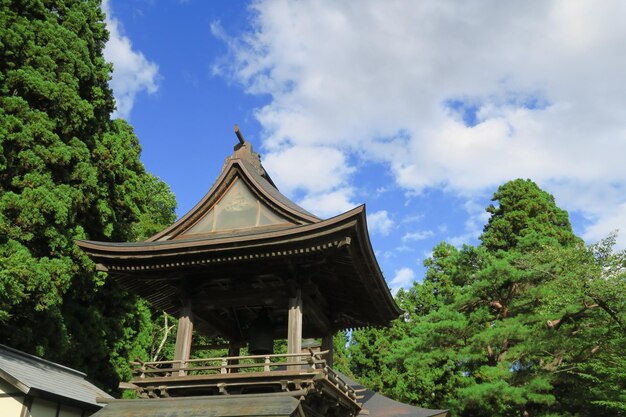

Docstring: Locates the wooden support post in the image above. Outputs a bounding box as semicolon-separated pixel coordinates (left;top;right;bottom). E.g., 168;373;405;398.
173;301;193;376
322;333;334;369
287;289;303;368
227;343;240;374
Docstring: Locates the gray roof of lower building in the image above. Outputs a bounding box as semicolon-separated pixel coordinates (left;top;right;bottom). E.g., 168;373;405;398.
0;344;112;408
338;372;449;417
92;394;300;417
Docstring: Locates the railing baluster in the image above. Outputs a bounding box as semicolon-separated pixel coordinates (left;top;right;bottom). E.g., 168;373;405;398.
264;355;270;372
178;359;186;377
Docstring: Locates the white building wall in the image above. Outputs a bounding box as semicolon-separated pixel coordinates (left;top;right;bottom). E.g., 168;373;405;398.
0;379;25;417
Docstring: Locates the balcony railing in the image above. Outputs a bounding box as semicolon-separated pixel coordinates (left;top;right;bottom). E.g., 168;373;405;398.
132;351;326;377
128;350;360;409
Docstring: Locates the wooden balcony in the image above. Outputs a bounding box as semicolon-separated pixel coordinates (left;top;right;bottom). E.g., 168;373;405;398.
127;350;361;413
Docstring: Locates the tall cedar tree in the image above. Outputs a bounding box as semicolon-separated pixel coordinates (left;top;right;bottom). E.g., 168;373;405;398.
0;0;176;391
348;180;625;416
481;179;580;252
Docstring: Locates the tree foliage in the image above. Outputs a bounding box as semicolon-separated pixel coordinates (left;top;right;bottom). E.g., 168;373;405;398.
481;179;581;252
0;0;176;391
348;180;625;417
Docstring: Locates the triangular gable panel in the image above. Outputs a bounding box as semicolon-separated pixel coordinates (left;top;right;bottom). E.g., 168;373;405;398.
182;178;293;236
149;153;320;243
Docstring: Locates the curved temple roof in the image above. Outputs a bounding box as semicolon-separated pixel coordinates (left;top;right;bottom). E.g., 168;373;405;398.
77;135;401;339
148;140;319;242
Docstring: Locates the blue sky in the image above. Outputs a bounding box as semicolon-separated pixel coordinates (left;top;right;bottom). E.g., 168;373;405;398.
103;0;626;293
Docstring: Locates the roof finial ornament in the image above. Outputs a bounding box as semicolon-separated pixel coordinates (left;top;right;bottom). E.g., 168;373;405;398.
234;124;246;147
226;124;272;183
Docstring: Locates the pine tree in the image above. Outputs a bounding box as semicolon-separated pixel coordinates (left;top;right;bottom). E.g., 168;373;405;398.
481;179;580;252
348;180;624;416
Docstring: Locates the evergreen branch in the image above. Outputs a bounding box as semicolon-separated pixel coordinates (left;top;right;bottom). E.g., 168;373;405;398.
593;297;625;332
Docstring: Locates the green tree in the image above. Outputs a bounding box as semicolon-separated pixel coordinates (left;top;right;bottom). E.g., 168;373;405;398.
481;179;580;252
349;180;624;416
521;235;626;416
348;244;481;409
0;0;176;391
131;171;177;241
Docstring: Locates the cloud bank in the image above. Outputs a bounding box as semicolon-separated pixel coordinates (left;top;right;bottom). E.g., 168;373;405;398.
215;0;626;247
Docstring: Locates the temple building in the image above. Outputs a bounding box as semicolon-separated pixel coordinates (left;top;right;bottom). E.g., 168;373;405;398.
77;127;447;417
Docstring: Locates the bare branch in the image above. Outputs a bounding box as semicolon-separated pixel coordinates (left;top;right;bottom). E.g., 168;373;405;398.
152;313;175;362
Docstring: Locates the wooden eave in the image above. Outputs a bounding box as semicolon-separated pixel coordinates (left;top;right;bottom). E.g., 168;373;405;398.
77;206;402;331
148;158;319;242
80;206;360;259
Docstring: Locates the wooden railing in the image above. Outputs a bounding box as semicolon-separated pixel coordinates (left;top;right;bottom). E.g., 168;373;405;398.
130;350;359;404
132;350;327;378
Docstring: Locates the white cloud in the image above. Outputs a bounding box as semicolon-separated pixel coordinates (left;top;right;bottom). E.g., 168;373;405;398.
103;0;159;119
402;230;434;242
582;203;626;245
394;245;414;253
298;188;355;218
447;233;475;249
367;210;395;236
401;214;424;224
263;146;354;195
262;145;356;218
216;0;626;248
389;267;416;295
447;198;491;247
547;180;626;247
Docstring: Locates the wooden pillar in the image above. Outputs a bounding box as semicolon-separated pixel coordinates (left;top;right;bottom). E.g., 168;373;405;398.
287;289;303;368
322;333;334;369
174;301;193;376
227;342;240;374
